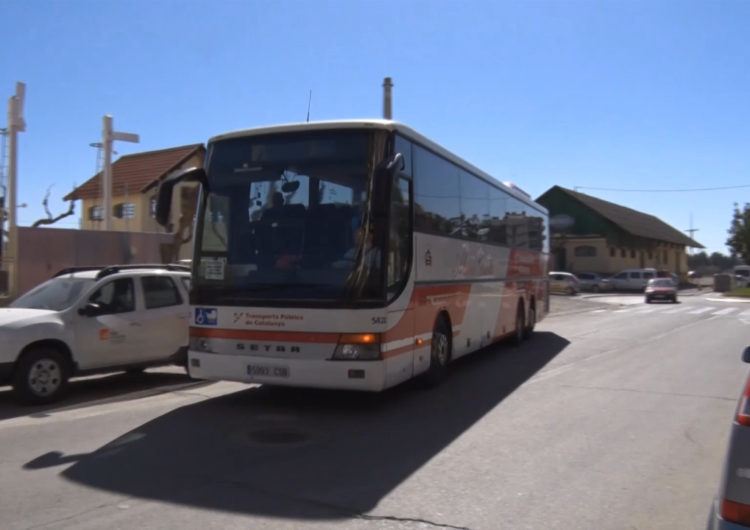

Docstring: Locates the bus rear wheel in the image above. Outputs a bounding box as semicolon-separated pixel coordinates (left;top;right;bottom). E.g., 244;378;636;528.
524;303;536;339
513;304;525;346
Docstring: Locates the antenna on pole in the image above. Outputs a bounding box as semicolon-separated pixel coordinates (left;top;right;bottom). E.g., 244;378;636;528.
382;77;393;120
685;214;699;255
306;90;312;122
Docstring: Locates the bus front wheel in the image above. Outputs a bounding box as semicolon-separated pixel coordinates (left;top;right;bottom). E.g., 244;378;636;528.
423;319;451;387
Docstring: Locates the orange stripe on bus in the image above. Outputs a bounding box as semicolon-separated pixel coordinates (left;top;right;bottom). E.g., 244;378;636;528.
190;327;341;343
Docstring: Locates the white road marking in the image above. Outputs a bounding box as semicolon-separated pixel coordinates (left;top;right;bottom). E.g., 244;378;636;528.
688;307;714;315
663;306;691;314
712;307;738;316
706;297;750;303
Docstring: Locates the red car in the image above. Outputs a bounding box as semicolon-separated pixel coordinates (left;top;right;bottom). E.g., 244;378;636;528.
644;278;678;303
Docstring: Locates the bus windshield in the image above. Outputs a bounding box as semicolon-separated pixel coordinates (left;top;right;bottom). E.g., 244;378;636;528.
192;129;390;306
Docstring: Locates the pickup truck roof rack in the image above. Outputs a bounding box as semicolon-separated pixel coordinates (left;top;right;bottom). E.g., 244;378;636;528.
53;263;191;279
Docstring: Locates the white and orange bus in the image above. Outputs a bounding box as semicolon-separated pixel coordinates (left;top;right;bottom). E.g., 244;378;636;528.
157;120;550;391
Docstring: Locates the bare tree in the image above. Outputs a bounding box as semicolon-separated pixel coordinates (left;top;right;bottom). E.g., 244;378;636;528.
31;185;76;228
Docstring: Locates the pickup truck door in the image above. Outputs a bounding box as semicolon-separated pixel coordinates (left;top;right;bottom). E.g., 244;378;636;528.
135;275;190;363
74;277;143;370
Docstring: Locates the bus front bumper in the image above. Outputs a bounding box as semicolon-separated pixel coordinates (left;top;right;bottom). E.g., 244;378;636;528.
187;351;388;392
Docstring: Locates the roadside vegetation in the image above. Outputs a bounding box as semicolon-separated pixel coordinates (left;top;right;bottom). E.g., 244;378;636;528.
724;287;750;298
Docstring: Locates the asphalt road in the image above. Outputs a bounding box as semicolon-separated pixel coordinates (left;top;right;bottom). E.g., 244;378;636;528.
1;290;748;530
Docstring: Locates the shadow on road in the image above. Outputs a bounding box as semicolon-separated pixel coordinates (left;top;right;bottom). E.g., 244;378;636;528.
27;332;569;520
0;370;210;421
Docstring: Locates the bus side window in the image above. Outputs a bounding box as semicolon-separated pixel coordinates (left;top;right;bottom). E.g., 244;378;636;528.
388;176;411;297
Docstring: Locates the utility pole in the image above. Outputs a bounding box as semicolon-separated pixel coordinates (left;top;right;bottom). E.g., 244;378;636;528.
6;82;25;299
0;127;7;260
101;115;139;231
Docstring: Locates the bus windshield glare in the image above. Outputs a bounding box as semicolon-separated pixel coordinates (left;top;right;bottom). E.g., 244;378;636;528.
192;130;390;306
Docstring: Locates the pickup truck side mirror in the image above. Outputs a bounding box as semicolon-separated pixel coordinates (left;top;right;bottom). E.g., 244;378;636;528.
78;302;104;317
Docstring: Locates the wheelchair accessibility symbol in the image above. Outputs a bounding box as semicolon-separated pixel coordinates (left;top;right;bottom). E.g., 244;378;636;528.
195;308;218;326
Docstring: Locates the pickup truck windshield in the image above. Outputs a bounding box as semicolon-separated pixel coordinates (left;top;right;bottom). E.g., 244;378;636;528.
11;277;95;311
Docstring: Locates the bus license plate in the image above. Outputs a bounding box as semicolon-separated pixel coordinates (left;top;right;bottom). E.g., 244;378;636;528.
247;364;289;378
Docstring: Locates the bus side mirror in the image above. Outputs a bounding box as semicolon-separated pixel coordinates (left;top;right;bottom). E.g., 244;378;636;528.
386;152;404;173
372;153;404;208
156;166;209;227
742;346;750;364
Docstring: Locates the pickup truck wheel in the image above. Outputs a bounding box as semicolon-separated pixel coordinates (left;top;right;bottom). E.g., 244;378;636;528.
12;347;70;405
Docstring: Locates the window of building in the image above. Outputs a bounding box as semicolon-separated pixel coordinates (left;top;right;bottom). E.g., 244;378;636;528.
574;245;597;257
620;249;626;258
150;196;157;217
630;249;636;258
123;203;135;219
610;247;615;257
89;205;103;221
114;203;136;219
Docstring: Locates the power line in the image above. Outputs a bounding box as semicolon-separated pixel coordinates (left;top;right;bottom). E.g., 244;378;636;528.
574;184;750;193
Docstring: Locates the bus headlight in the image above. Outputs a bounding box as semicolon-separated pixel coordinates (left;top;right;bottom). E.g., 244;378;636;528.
332;333;381;360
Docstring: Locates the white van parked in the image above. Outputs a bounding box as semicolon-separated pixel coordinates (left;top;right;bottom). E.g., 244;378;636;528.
608;268;657;291
734;265;750;287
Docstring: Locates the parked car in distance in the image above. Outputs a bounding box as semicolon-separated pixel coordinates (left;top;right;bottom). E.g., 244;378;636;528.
0;264;191;404
549;271;579;295
735;266;750;288
576;272;609;292
608;268;657;291
706;346;750;529
644;278;677;303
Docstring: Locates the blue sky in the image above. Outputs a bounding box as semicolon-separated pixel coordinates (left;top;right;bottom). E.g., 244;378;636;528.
1;0;749;255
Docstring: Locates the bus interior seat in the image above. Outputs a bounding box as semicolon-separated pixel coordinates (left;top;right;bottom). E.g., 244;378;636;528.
303;204;356;266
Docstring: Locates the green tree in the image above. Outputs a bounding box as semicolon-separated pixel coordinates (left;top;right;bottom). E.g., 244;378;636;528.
687;251;709;270
727;203;750;264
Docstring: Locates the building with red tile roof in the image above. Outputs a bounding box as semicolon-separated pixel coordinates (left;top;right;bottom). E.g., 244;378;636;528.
65;144;205;234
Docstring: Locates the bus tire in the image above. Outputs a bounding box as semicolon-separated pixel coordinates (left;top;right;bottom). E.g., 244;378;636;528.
423;319;451;387
513;303;525;346
524;302;536;339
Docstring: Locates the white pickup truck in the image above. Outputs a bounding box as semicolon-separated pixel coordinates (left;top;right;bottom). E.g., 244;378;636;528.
0;264;191;404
